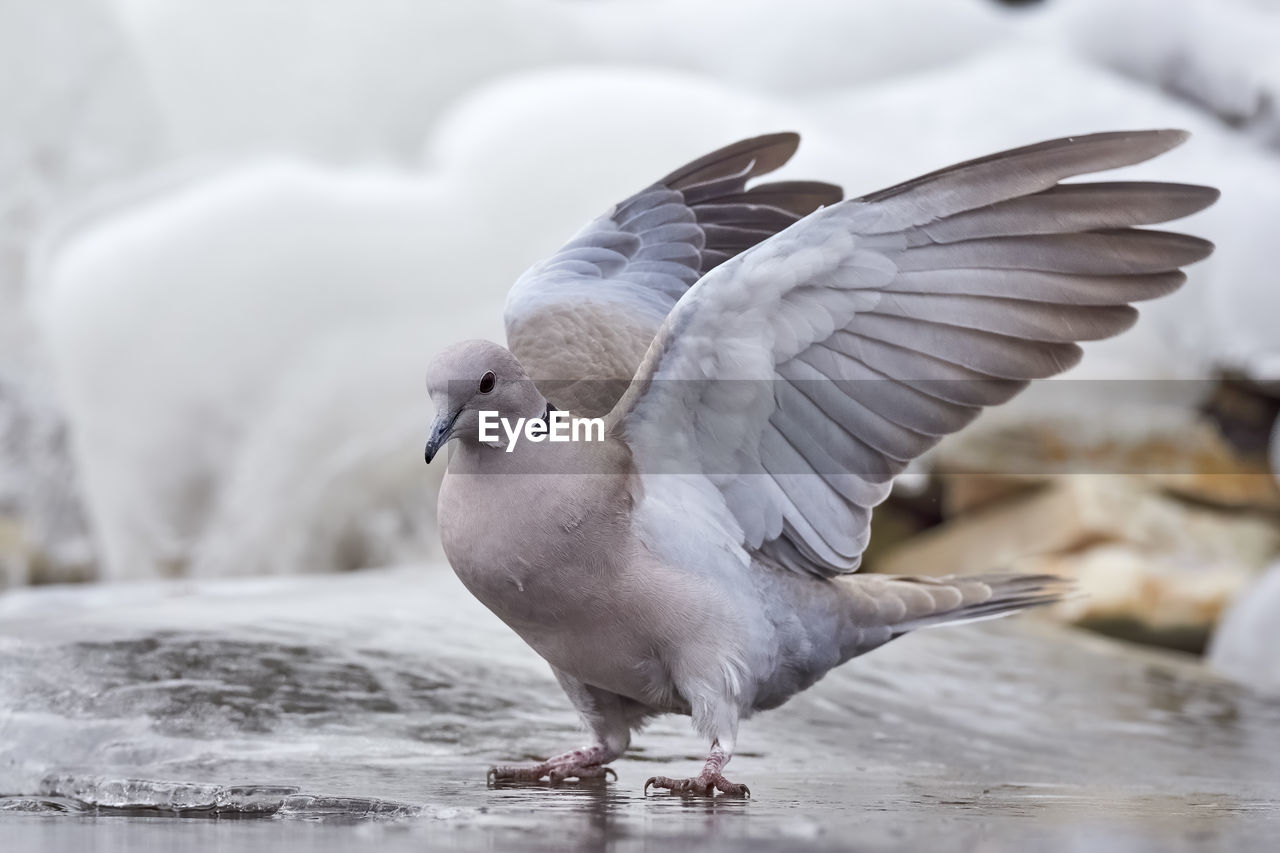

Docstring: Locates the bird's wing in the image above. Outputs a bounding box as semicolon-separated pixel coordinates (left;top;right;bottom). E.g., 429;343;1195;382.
504;133;842;416
610;130;1218;577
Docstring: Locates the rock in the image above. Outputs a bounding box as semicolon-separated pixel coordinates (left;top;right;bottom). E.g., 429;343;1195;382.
933;408;1280;517
0;375;95;588
1024;545;1254;654
0;515;25;588
873;477;1280;651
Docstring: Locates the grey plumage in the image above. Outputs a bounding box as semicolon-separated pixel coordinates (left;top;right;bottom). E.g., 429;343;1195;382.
426;130;1218;794
505;133;842;417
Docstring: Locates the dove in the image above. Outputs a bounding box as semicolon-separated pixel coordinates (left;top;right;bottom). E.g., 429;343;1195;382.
423;131;1217;796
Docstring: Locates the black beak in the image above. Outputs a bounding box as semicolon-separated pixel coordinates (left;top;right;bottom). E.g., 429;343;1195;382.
424;410;459;464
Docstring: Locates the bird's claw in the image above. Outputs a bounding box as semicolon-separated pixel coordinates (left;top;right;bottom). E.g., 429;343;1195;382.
488;762;616;786
644;774;750;798
488;763;549;784
548;765;616;784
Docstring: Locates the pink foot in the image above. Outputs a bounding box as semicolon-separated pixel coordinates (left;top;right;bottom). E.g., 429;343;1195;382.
487;762;616;785
644;772;750;797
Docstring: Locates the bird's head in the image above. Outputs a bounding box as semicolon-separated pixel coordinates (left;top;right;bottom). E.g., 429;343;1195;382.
424;339;544;463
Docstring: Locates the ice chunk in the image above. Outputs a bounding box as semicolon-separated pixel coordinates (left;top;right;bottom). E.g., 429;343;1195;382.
1209;561;1280;693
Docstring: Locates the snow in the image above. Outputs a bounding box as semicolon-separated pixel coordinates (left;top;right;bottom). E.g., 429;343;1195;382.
1042;0;1280;149
571;0;1015;93
105;0;584;162
1209;561;1280;693
37;165;497;579
0;0;163;584
1215;425;1280;692
1;0;162;358
101;0;1013;164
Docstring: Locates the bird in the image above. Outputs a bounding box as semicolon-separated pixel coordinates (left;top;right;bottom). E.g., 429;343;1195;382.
422;130;1217;796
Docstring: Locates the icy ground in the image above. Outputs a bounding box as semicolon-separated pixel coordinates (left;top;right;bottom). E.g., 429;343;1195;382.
1;567;1278;850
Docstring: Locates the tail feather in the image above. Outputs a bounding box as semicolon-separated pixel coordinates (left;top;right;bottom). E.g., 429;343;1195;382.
844;572;1075;638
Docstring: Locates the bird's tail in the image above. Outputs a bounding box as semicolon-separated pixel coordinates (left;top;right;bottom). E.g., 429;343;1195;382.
840;572;1075;640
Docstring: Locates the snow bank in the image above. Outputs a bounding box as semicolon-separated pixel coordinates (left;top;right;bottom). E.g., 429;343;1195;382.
813;45;1278;389
0;0;162;584
573;0;1014;93
102;0;1012;164
2;0;161;355
106;0;584;162
39;166;492;579
1209;561;1280;693
1042;0;1280;149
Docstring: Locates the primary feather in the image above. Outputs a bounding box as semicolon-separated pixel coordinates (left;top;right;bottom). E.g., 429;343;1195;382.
609;130;1218;577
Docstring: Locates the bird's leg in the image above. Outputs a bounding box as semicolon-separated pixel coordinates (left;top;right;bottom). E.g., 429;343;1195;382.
488;742;620;785
644;739;750;797
488;669;636;786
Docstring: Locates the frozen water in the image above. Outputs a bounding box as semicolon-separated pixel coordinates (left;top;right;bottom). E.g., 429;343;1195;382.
0;566;1278;849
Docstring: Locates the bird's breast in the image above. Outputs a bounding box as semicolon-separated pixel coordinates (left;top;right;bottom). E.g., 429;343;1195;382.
436;459;632;631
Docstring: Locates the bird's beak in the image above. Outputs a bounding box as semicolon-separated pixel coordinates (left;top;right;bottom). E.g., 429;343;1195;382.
424;409;460;464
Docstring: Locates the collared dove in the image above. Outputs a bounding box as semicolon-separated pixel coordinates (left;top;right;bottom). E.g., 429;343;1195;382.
423;131;1217;796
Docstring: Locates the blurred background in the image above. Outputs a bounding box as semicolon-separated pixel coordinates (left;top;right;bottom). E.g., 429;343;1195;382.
2;0;1279;682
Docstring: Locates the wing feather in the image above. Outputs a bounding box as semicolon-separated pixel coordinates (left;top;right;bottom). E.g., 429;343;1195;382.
614;130;1218;577
505;133;843;416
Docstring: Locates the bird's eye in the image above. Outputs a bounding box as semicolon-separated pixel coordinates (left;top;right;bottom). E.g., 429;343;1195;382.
478;371;496;394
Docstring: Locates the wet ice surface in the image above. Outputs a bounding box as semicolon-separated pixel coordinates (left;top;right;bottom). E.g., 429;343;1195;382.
1;567;1277;851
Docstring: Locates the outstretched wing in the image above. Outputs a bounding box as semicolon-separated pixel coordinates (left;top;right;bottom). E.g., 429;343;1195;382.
610;130;1218;577
504;133;842;416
